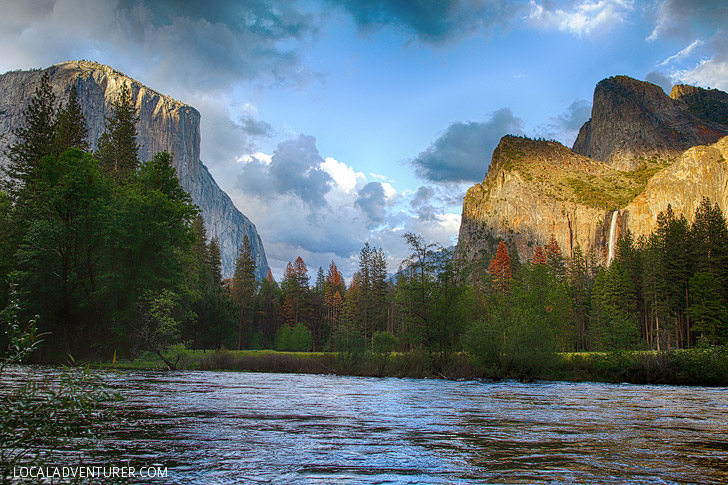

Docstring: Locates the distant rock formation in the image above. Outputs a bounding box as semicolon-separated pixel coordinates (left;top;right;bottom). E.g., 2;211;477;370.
457;76;728;268
624;136;728;239
0;61;268;279
572;76;728;170
456;135;635;265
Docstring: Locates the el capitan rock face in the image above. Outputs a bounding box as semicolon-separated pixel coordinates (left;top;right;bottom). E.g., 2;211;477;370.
457;76;728;268
0;61;267;279
572;76;728;170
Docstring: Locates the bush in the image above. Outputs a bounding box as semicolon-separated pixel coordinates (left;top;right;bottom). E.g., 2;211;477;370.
1;283;119;479
275;323;312;352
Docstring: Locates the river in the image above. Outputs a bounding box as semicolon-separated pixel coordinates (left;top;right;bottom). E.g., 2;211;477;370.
3;368;728;483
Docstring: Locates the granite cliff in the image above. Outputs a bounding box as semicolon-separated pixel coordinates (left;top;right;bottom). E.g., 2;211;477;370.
0;61;267;279
572;76;728;170
457;76;728;268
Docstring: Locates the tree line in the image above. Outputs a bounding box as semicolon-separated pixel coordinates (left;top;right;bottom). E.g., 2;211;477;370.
2;73;726;370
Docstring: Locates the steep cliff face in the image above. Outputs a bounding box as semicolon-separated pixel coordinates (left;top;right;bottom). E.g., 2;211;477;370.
572;76;728;170
624;136;728;238
671;84;728;126
456;136;637;265
457;132;728;269
0;61;267;279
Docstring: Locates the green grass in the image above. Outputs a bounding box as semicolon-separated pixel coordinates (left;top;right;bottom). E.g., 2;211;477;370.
96;347;728;386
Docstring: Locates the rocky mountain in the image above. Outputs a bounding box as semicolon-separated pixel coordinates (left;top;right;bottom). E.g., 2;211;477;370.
456;135;640;266
572;76;728;170
0;61;267;279
457;76;728;268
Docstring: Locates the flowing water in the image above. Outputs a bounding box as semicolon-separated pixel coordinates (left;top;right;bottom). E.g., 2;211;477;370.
3;367;728;484
607;210;619;266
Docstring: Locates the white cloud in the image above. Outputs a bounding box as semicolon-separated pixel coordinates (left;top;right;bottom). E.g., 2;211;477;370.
673;58;728;91
526;0;634;37
381;182;397;202
320;157;365;194
658;39;704;67
237;152;273;165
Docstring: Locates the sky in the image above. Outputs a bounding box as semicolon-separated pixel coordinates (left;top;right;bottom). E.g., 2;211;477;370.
2;0;727;280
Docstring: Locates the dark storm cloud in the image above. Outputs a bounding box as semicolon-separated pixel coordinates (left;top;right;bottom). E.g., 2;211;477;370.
355;182;386;228
649;0;728;41
411;108;524;183
645;71;673;93
237;134;333;207
123;0;314;39
0;0;320;93
329;0;522;44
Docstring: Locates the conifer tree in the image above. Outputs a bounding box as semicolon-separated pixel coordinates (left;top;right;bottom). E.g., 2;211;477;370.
531;245;547;265
97;83;139;181
55;83;88;153
488;240;511;292
5;71;57;197
207;237;223;286
232;235;257;349
545;236;566;279
324;261;344;329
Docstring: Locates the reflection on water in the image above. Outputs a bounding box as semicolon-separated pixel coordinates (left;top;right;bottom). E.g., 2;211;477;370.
3;368;728;484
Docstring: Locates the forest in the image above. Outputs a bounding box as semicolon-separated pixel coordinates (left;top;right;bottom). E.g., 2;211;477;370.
1;74;727;378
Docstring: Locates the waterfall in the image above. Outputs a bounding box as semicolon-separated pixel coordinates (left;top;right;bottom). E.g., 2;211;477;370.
607;210;619;266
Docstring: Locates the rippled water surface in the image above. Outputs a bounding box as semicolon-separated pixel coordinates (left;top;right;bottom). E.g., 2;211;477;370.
5;368;728;483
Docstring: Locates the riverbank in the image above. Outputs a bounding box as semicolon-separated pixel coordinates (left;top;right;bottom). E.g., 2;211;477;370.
98;347;728;386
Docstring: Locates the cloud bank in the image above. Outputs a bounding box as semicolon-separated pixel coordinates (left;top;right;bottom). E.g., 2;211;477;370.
410;108;524;184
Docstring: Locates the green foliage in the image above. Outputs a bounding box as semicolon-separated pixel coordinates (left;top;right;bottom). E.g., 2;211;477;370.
687;272;728;345
55;83;89;153
464;262;567;380
275;323;312;352
1;283;119;479
372;331;398;354
4;72;57;196
96;82;139;181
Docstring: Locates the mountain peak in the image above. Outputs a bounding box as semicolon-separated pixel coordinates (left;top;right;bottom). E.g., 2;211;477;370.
572;75;728;170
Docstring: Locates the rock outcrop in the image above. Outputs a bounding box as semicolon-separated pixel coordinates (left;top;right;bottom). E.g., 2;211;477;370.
623;136;728;239
572;76;728;170
0;61;267;279
456;135;638;265
457;76;728;269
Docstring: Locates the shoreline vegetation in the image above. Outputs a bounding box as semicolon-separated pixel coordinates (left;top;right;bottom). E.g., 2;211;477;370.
96;347;728;387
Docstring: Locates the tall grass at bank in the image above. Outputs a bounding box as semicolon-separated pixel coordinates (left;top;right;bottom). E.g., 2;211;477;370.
102;346;728;386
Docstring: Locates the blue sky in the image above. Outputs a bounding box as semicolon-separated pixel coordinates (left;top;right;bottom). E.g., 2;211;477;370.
2;0;727;280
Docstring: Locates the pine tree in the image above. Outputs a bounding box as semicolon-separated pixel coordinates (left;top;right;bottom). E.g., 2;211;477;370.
55;83;89;153
324;261;344;329
97;83;139;181
691;197;728;284
531;245;547;265
207;237;223;286
545;236;566;279
568;245;591;350
280;256;310;327
488;240;511;292
5;71;57;197
231;235;257;349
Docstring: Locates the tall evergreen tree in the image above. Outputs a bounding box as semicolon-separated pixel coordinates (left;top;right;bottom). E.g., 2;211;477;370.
488;240;511;292
97;83;139;181
55;83;88;153
208;237;223;287
4;71;57;197
232;235;257;349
